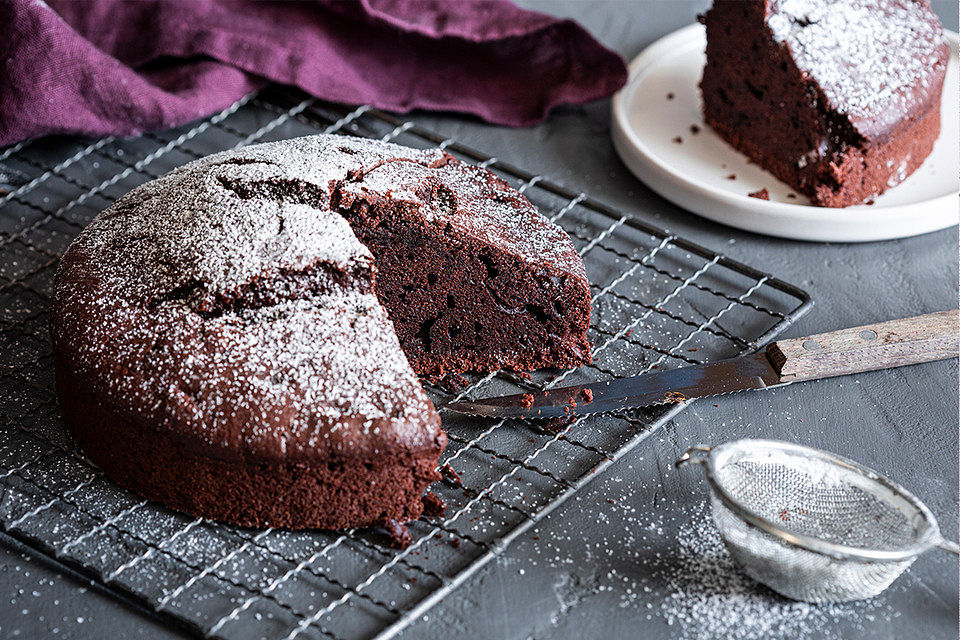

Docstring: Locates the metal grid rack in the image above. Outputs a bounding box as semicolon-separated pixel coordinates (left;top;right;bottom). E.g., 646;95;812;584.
0;85;812;640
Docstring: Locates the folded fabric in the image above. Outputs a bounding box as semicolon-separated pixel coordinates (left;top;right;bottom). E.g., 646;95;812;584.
0;0;628;146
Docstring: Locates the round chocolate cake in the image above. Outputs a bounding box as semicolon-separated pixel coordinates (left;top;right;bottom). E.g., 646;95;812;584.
51;135;591;531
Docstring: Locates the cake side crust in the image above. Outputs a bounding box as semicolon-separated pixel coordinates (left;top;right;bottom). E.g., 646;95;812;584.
56;354;443;530
703;103;942;207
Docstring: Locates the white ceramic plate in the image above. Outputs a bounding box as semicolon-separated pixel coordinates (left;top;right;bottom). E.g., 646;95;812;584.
611;24;959;243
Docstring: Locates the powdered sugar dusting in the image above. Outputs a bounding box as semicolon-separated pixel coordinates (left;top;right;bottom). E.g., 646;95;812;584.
78;165;371;299
53;132;587;462
767;0;947;135
659;502;889;639
239;293;422;421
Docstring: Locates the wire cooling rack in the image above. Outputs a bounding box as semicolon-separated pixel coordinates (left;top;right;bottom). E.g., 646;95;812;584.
0;85;812;639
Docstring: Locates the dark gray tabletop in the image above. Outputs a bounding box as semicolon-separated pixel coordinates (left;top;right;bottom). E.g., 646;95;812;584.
3;2;958;638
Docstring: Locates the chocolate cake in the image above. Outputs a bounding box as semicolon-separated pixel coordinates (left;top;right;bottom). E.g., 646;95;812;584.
700;0;948;207
51;134;591;531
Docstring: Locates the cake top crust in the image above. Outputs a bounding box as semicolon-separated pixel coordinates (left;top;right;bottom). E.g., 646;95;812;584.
766;0;948;138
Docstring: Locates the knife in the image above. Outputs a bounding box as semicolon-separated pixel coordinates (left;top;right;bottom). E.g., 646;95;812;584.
446;310;959;419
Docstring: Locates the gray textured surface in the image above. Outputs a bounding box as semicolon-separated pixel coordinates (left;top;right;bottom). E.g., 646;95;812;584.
2;1;958;638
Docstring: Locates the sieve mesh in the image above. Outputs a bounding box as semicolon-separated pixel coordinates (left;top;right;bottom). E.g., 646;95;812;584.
714;457;923;551
712;495;917;603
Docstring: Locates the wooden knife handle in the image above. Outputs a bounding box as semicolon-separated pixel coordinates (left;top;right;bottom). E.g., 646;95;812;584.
766;310;959;383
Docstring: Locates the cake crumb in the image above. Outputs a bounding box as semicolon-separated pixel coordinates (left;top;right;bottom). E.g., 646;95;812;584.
580;388;594;403
748;188;770;200
440;464;462;486
786;193;797;199
665;391;687;404
543;415;574;434
383;519;413;548
726;174;737;180
667;92;675;100
672;136;683;144
520;393;535;408
421;491;446;517
690;124;701;134
439;373;469;390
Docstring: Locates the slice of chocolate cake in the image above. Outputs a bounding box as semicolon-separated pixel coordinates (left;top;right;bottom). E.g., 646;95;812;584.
700;0;949;207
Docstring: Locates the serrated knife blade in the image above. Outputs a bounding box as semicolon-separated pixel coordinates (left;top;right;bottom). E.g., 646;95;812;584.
445;351;784;419
444;310;959;420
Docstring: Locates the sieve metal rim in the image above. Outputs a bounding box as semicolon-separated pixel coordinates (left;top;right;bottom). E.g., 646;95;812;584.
680;439;943;563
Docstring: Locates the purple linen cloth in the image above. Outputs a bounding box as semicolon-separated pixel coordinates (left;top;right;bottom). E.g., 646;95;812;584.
0;0;627;146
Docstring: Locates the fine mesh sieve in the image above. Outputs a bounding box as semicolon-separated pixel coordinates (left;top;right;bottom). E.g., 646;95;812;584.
677;439;959;602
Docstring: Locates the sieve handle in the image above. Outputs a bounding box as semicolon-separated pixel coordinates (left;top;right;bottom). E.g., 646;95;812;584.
767;310;959;383
936;537;960;556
